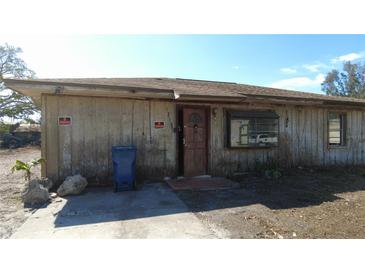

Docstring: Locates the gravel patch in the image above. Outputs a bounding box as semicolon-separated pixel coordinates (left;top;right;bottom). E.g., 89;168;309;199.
0;147;41;238
177;167;365;239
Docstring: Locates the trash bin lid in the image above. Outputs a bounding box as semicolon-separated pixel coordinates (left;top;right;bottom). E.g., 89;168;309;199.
112;145;136;151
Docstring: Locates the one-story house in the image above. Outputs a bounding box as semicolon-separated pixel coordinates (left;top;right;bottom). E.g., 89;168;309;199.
5;77;365;185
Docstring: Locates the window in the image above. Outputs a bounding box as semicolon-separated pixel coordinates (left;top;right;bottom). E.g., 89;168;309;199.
227;111;279;148
328;112;346;146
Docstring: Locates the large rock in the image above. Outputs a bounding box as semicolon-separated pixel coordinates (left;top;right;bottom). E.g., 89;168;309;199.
22;179;49;205
38;177;53;191
57;175;88;197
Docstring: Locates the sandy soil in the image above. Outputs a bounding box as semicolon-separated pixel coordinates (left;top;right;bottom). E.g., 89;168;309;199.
2;147;365;239
177;167;365;239
0;147;41;239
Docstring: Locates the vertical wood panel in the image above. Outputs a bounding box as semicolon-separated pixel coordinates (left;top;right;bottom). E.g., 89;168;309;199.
311;108;319;165
354;111;361;165
58;97;73;179
221;106;229;173
351;111;356;165
45;95;59;182
214;105;223;174
133;100;146;175
44;94;365;183
296;108;305;165
120;99;133;144
95;98;110;179
303;108;310;163
149;101;176;176
288;107;296;165
107;99;124;176
323;110;330;165
293;107;300;165
82;97;97;178
166;101;177;173
71;97;82;175
357;111;361;164
40;95;47;177
346;111;353;164
317;108;324;165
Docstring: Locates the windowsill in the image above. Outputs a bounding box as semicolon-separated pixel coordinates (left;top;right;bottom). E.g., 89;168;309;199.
226;145;277;150
328;145;347;150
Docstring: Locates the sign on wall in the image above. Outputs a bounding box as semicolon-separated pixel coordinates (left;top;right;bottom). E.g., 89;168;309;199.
154;121;165;128
58;116;72;126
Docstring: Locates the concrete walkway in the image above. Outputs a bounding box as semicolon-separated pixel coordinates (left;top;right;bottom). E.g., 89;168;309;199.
11;183;215;239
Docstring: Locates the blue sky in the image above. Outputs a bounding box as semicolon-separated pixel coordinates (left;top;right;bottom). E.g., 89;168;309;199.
1;35;365;93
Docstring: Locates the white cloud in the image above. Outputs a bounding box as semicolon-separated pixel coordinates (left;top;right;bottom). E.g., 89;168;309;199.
280;67;297;74
302;63;327;73
331;52;363;63
270;73;325;91
232;65;240;70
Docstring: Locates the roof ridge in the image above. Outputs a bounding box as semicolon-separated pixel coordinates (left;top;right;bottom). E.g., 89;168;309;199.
175;78;237;84
5;77;365;105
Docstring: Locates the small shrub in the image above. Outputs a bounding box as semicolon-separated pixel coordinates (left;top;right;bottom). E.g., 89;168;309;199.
11;158;46;182
254;158;283;181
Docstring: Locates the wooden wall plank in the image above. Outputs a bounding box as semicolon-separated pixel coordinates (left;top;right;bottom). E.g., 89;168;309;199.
107;99;124;177
82;97;97;179
311;108;319;165
323;110;330;165
317;108;325;165
149;101;176;177
133;100;146;177
296;108;306;165
210;105;227;174
288;107;296;165
71;96;82;175
354;111;359;164
45;95;59;182
40;94;47;177
293;107;300;165
95;98;110;180
44;94;365;184
58;96;73;179
165;101;177;174
346;111;353;165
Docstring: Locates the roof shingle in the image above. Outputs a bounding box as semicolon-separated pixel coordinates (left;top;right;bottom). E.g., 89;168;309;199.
6;77;365;105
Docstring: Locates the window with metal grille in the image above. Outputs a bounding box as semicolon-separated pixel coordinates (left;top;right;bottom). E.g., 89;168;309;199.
226;111;279;148
328;112;346;146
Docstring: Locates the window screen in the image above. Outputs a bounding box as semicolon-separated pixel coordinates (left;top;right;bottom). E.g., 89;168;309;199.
328;112;346;146
227;111;279;148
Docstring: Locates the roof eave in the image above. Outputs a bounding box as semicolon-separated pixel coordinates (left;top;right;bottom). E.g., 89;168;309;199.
4;78;365;107
3;79;176;103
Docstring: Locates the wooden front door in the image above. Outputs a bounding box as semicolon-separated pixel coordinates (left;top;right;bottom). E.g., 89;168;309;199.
183;107;208;177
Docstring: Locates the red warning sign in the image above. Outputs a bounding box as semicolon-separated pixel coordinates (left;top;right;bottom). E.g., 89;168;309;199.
58;117;72;125
154;121;165;128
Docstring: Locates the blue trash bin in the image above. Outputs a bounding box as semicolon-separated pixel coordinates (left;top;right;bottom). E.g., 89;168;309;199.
112;145;136;191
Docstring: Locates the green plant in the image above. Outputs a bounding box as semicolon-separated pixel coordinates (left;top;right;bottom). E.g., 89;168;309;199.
254;158;283;181
11;158;45;182
0;122;11;134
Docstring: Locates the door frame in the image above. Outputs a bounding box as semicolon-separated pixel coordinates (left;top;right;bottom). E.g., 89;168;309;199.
176;104;211;177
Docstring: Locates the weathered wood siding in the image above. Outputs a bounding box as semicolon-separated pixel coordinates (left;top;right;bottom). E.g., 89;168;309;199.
42;94;365;184
209;103;365;176
43;95;176;184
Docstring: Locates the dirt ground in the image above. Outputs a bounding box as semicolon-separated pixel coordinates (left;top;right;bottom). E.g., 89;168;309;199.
1;146;365;239
177;167;365;239
0;147;41;239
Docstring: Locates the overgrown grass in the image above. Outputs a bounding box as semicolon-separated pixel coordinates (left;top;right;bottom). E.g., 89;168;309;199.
253;158;283;181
